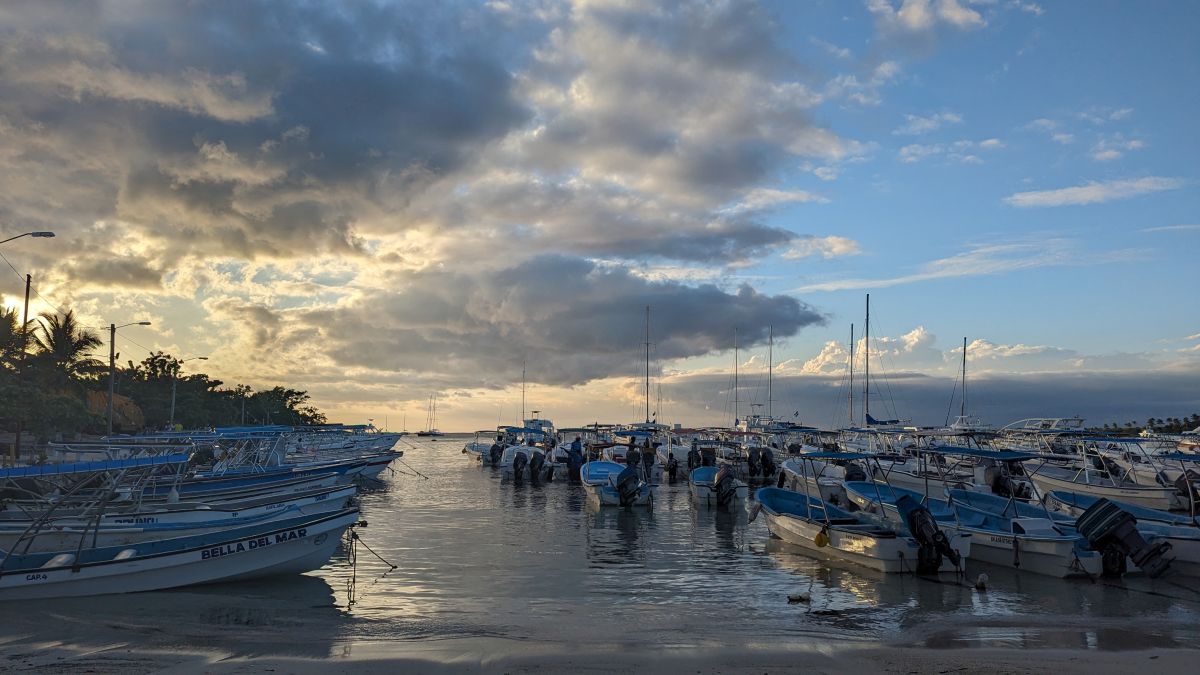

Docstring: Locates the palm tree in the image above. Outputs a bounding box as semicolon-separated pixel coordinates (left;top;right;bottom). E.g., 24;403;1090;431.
0;307;23;367
32;310;104;387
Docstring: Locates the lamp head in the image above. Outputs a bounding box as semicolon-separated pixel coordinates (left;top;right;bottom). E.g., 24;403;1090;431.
31;231;55;238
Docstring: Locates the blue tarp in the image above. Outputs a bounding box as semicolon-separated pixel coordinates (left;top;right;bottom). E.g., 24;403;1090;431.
0;452;191;479
920;445;1040;461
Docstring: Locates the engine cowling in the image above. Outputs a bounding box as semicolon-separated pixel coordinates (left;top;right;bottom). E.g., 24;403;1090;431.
714;466;737;506
747;447;761;478
895;494;959;574
512;451;528;478
614;467;642;506
760;449;776;478
1076;497;1173;578
528;450;546;480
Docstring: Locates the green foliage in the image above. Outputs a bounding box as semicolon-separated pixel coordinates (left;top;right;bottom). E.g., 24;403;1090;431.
0;312;327;442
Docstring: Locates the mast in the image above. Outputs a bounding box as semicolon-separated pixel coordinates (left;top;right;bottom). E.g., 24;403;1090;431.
644;305;651;424
733;328;739;427
848;323;854;426
863;293;870;425
768;325;773;420
961;336;968;419
521;360;527;423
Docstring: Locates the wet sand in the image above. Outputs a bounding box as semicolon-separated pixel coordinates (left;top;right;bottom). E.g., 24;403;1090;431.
2;636;1195;674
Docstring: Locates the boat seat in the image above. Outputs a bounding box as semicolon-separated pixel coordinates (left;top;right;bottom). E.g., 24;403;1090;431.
41;553;75;568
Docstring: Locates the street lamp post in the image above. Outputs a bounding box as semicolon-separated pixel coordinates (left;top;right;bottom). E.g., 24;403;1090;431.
3;231;54;465
107;321;152;436
169;356;208;428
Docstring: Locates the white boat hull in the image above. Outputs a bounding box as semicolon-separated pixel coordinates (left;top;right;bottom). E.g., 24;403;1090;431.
1029;472;1179;511
761;510;969;574
0;511;357;601
583;483;655;507
689;481;748;507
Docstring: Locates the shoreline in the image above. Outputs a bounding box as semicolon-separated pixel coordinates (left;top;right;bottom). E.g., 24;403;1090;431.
2;638;1195;674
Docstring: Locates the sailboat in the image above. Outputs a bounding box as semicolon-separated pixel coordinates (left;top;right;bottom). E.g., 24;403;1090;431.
416;394;444;437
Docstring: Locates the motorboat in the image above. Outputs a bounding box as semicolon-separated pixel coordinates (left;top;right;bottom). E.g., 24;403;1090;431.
689;466;748;508
580;461;654;507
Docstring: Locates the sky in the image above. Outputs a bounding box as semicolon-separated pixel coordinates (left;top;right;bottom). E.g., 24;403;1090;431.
0;0;1196;432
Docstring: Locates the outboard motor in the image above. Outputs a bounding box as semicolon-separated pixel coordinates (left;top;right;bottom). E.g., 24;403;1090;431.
1075;498;1173;578
844;462;867;482
528;449;546;481
667;455;679;480
567;448;584;482
700;448;716;467
1175;471;1200;504
489;443;503;465
747;447;761;478
760;448;777;478
714;466;737;506
614;466;642;507
512;450;528;479
895;494;960;575
642;449;655;481
687;447;701;471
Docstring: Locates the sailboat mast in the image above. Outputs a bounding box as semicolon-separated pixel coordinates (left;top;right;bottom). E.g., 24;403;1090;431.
733;328;739;426
521;360;526;423
768;325;773;420
848;323;854;426
863;294;870;425
961;336;968;418
644;305;651;424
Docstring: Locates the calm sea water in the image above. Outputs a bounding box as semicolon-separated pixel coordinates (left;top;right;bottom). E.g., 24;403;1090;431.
3;436;1199;663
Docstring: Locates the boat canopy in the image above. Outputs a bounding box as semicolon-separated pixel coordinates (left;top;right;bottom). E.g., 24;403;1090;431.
795;451;874;461
1154;453;1200;463
0;452;191;479
920;446;1040;461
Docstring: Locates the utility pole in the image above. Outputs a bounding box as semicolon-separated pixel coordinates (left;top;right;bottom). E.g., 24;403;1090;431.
107;323;116;436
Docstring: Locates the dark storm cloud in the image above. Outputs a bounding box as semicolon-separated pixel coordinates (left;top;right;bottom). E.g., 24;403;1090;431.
664;369;1200;428
0;0;530;263
303;255;824;387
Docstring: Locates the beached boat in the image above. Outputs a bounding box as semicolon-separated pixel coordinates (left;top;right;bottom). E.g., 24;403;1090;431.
0;507;359;600
754;487;969;574
689;466;748;508
580;461;654;507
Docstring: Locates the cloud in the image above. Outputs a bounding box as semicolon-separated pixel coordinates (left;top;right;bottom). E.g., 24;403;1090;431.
894;111;963;135
794;238;1095;292
867;0;985;38
1004;177;1184;207
811;38;852;59
824;60;902;106
723;188;829;213
782;236;862;260
898;138;1003;163
300;255;825;388
1142;224;1200;234
1090;134;1145;162
1051;133;1074;145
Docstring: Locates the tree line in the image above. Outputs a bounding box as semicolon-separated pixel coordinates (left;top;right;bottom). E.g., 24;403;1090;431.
0;308;325;446
1093;415;1200;435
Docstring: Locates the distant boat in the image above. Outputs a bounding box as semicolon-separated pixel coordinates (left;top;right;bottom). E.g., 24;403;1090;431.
417;394;444;437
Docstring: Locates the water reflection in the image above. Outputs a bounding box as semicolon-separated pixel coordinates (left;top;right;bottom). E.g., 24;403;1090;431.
4;437;1198;660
